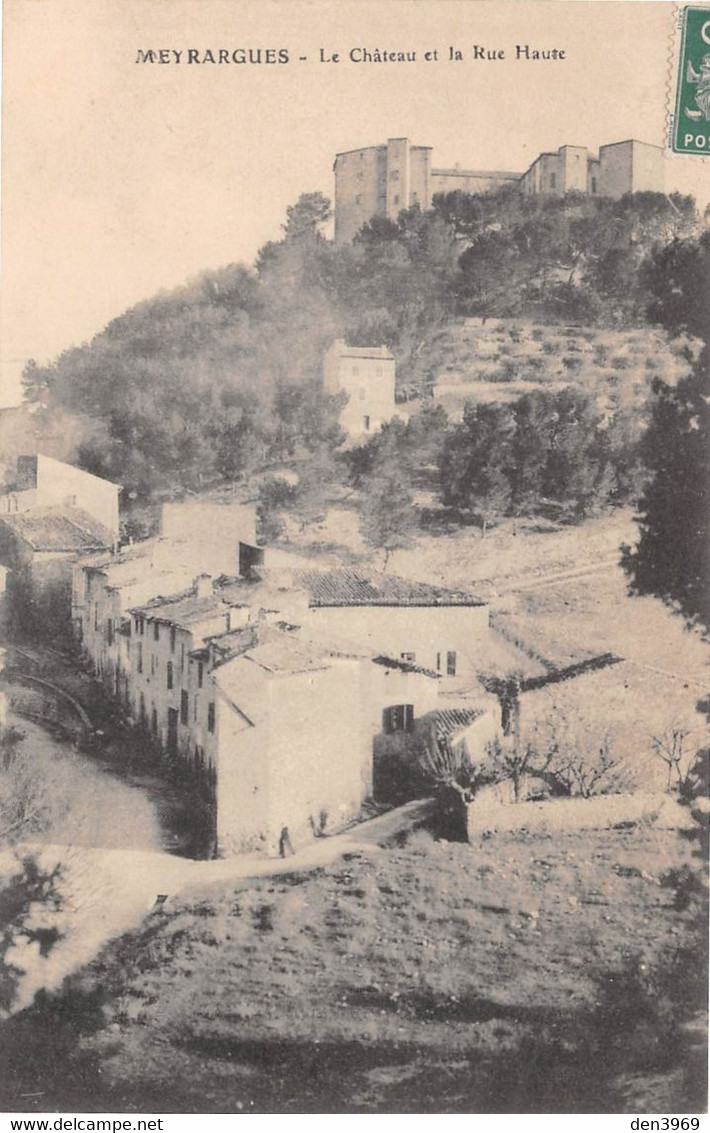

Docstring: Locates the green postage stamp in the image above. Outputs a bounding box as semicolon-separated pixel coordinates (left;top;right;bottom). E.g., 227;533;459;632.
672;5;710;153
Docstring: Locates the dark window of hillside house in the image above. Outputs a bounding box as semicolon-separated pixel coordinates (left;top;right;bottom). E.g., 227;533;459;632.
139;693;146;722
139;616;145;635
364;415;371;431
198;661;204;688
550;173;557;189
180;689;189;725
136;641;143;673
436;652;441;673
167;661;174;690
401;652;416;665
151;707;158;736
446;650;457;676
107;619;113;646
207;702;215;733
153;621;160;641
180;643;185;671
170;625;176;652
383;704;414;734
591;176;597;194
94;605;98;631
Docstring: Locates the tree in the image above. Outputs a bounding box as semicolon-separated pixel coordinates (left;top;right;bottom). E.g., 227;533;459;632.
439;402;514;531
359;454;416;569
527;710;636;798
619;228;710;630
282;192;332;242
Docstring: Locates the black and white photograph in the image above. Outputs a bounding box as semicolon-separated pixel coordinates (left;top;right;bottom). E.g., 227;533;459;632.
0;0;708;1117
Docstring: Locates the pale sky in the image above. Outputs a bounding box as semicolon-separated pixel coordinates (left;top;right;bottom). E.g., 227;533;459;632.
1;0;708;407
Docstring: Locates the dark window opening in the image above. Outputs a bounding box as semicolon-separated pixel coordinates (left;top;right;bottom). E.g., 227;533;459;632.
180;689;189;725
383;704;414;734
167;661;174;690
198;661;204;688
446;650;457;676
207;702;215;733
153;621;160;642
170;625;176;653
136;641;143;674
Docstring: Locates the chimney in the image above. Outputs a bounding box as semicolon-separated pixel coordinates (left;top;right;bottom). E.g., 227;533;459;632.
194;573;212;599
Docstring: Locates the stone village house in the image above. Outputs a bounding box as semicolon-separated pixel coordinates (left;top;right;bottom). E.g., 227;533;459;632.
73;537;499;855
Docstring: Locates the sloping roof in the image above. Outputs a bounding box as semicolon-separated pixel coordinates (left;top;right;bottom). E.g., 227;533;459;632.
372;654;440;679
293;567;485;608
130;575;251;628
241;634;333;676
435;707;485;743
0;507;114;553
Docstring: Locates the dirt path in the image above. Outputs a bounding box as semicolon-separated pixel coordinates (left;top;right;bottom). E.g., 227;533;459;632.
4;800;434;1014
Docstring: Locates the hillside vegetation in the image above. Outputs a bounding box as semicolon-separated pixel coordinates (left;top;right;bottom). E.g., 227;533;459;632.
1;824;704;1113
19;188;701;503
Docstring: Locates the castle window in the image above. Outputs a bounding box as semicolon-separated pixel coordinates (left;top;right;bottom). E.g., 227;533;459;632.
180;689;189;725
363;415;371;431
446;650;457;676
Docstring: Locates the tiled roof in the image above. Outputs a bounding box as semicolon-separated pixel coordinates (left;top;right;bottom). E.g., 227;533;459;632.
0;508;114;553
130;576;250;627
372;655;439;678
293;568;485;608
242;634;333;676
435;707;485;742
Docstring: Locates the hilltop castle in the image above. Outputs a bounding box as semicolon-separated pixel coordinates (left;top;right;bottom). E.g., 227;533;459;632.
333;137;665;243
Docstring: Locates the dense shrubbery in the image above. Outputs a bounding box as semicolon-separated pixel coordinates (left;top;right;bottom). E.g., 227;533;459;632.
21;187;701;505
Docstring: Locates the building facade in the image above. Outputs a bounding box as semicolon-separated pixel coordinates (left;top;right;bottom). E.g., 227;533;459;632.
333;138;521;243
520;139;664;198
334;137;666;242
72;546;496;856
323;340;396;436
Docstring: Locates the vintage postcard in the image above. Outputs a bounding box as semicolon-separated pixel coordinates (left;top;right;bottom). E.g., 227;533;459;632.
0;0;708;1119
